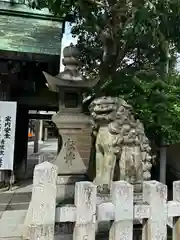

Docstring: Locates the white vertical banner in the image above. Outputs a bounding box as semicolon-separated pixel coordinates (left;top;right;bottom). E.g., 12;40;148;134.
0;101;17;170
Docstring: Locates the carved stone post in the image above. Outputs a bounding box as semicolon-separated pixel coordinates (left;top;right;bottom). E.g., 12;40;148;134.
43;44;98;201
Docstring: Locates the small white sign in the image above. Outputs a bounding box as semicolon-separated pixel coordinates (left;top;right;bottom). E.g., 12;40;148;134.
0;101;17;170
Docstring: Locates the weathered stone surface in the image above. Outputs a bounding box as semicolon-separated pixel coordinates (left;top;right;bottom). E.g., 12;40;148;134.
56;175;88;204
39;152;57;164
73;181;97;240
22;161;57;240
39;46;99;240
53;128;92;175
56;175;85;185
172;181;180;239
56;183;75;203
142;181;167;239
44;45;94;176
43;44;98;90
54;222;74;240
56;175;86;203
28;224;55;240
89;96;153;194
110;181;133;240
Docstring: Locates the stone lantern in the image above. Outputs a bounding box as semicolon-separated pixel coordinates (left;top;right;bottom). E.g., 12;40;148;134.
43;44;98;200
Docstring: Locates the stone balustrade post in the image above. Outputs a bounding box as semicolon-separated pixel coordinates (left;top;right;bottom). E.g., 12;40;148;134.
23;161;58;240
142;181;167;240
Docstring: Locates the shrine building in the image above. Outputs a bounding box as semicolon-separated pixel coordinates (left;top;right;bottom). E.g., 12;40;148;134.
0;0;64;182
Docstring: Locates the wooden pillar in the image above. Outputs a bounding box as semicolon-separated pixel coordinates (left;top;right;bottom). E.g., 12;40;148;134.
34;120;40;153
13;106;29;180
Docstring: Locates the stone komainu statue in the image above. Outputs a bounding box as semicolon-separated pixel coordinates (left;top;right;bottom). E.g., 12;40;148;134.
89;96;152;193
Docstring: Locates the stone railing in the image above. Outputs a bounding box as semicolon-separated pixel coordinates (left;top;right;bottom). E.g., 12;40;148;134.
23;162;180;240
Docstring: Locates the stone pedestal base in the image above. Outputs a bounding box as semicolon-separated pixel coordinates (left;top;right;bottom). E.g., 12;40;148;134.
96;193;111;204
134;192;143;204
54;226;142;240
56;174;86;203
96;191;142;205
52;111;92;176
55;222;74;240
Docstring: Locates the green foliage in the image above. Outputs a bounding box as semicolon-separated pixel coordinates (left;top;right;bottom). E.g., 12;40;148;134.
29;0;180;144
120;74;180;144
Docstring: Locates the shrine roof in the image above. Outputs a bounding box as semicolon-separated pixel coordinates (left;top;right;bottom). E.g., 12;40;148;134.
0;1;63;21
0;1;65;55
